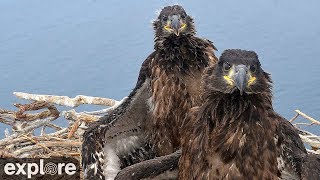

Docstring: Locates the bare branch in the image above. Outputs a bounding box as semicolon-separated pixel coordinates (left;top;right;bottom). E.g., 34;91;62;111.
289;113;299;123
14;92;119;107
68;118;81;139
295;110;320;125
83;97;128;115
0;116;57;146
62;109;100;123
298;129;320;149
307;149;320;154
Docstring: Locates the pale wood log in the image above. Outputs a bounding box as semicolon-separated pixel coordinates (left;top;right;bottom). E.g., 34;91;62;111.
14;92;119;107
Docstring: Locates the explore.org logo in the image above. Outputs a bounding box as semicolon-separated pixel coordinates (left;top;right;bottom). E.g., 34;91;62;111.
4;159;76;178
0;157;79;180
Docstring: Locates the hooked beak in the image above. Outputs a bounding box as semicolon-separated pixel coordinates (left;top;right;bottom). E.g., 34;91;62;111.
233;65;249;95
170;15;181;36
164;15;186;36
223;64;257;95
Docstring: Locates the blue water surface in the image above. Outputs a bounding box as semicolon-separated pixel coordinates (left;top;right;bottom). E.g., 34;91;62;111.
0;0;319;137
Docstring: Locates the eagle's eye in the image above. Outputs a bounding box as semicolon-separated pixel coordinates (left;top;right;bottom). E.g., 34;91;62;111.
181;14;186;19
250;65;257;73
223;62;231;72
162;16;168;22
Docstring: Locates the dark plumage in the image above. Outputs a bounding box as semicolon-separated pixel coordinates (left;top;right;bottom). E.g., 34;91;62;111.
82;5;217;180
179;49;320;179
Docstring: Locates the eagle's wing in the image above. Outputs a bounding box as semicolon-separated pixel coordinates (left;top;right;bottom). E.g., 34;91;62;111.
299;153;320;180
115;149;181;180
277;114;320;179
278;116;306;154
82;52;156;180
194;37;218;66
179;106;210;179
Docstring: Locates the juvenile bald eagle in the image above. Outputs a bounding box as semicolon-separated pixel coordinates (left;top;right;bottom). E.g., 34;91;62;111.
179;49;320;179
82;5;217;180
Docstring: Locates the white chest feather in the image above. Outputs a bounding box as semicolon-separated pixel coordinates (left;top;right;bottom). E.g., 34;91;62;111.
103;135;141;180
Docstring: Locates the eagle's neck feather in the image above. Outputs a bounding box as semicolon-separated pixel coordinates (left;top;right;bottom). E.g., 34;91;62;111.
203;92;272;128
153;35;209;74
200;92;279;178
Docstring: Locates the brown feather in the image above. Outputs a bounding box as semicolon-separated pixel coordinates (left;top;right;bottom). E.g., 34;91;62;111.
146;36;217;156
82;5;218;179
179;49;319;180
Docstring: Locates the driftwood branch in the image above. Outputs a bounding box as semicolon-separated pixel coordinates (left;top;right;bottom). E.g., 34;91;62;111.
13;92;119;107
62;109;101;123
291;109;320;150
83;97;128;115
298;129;320;149
294;110;320;125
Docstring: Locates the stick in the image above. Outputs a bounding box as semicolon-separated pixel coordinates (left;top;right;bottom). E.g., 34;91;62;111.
0;116;57;146
83;97;128;115
68;118;81;138
295;110;320;125
14;92;119;107
62;109;100;122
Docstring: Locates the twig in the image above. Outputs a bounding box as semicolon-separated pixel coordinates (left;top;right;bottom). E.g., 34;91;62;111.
297;129;320;149
21;135;52;153
13;140;81;157
0;117;12;126
294;122;313;126
0;103;59;128
48;127;69;137
83;97;128;115
0;116;57;146
295;110;320;125
299;135;320;149
68;118;81;139
15;101;53;113
62;109;100;123
307;149;320;154
289;113;299;123
46;123;63;131
0;150;16;158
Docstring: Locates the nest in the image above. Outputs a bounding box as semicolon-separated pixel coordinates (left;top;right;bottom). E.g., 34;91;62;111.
0;92;319;178
0;92;126;160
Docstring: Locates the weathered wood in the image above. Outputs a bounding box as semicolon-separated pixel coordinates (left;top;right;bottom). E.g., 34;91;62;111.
14;92;119;107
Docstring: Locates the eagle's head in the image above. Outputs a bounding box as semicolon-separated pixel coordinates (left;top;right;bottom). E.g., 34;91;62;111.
204;49;272;96
153;5;195;39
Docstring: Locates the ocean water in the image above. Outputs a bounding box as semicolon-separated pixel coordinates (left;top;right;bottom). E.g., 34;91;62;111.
0;0;319;137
